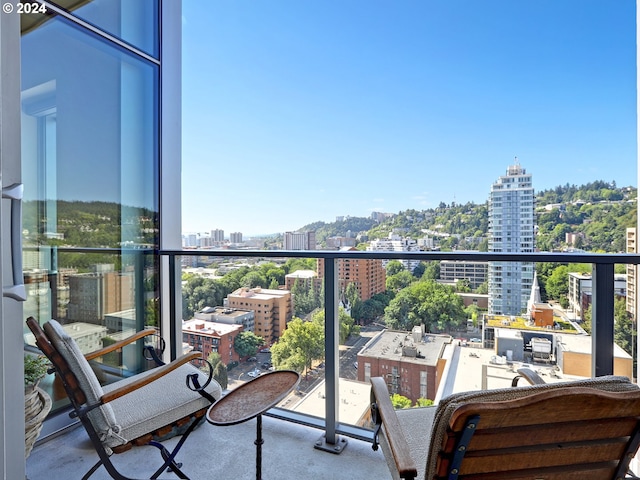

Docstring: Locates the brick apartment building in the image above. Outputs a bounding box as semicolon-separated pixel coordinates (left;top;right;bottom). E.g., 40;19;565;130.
66;268;134;325
182;319;243;365
356;327;451;403
316;247;386;303
225;287;292;344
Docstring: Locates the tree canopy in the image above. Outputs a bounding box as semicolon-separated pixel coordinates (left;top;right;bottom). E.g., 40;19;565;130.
384;279;466;332
270;317;324;376
234;331;264;358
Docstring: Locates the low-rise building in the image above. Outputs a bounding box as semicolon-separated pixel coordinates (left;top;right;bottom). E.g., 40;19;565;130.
182;319;244;365
568;272;627;318
439;260;488;289
195;306;255;332
226;287;292;344
284;270;321;292
367;233;420;273
356;327;451;403
556;334;632;378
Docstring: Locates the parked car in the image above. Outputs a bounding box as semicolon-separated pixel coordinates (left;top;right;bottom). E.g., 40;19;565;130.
353;362;358;369
470;338;482;343
247;357;257;362
261;362;272;369
247;368;261;378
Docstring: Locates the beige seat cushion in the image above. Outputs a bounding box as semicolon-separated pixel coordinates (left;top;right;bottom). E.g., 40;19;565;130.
386;406;436;480
44;320;222;452
104;364;221;446
44;321;123;447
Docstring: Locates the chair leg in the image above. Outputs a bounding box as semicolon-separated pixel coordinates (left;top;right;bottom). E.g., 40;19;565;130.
82;459;106;480
80;415;202;480
148;415;205;480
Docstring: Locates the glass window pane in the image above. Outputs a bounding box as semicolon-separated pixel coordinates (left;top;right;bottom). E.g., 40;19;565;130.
21;15;159;254
21;12;160;409
40;0;159;57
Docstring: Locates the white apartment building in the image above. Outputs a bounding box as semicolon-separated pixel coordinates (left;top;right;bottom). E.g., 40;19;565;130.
230;232;243;244
367;233;420;272
488;161;535;315
211;229;225;242
284;231;316;250
568;272;628;318
440;260;488;289
627;228;637;324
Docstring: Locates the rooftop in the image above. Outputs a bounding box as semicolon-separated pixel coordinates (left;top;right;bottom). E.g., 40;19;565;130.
358;329;451;366
182;319;242;337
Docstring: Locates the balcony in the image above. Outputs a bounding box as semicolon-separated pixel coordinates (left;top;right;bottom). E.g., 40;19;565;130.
27;415;389;479
25;248;640;478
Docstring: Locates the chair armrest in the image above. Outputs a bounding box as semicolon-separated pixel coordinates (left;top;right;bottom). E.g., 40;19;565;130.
511;367;546;386
100;351;203;404
370;377;418;480
84;329;157;361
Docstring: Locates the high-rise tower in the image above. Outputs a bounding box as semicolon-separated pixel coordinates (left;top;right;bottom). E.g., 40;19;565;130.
488;160;535;315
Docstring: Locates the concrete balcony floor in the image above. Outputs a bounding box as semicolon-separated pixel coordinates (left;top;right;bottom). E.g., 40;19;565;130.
27;415;391;480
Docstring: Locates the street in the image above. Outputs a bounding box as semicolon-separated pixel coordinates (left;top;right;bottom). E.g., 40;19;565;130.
227;323;385;395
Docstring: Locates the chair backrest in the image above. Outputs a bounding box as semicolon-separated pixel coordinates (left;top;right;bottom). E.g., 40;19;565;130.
427;378;640;480
26;317;124;446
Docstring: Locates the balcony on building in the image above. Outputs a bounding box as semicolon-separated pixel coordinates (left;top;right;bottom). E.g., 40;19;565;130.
24;248;640;479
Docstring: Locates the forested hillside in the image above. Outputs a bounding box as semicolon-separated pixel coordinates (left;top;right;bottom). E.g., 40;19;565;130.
301;181;636;253
24;200;158;247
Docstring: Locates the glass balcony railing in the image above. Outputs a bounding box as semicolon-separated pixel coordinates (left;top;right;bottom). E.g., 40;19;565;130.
165;248;640;447
27;246;640;449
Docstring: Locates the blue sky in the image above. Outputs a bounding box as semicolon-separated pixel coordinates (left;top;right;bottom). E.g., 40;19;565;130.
181;1;637;237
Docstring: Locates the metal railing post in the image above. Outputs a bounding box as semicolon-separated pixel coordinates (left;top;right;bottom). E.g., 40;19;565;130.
315;257;347;453
592;262;615;376
168;254;178;361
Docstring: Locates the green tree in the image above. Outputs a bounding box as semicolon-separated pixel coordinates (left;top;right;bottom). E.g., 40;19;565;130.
243;271;267;289
422;261;440;280
475;281;488;294
311;308;359;344
182;276;225;319
412;262;427;278
352;297;386;324
386;270;415;292
415;398;434;407
456;279;471;292
145;298;159;327
344;282;360;310
464;304;480;325
614;297;635;357
384;279;466;332
583;304;592;333
385;260;405;277
270;317;324;377
390;393;412;409
234;331;264;358
545;265;569;308
206;351;228;390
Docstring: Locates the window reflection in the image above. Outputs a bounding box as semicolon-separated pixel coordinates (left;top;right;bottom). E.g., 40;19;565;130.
21;10;160;410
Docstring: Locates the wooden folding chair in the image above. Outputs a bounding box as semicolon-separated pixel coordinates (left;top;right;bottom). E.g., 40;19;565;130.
370;374;640;480
26;317;222;480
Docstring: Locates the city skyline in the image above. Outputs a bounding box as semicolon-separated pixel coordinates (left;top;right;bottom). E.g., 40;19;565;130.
182;1;637;236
